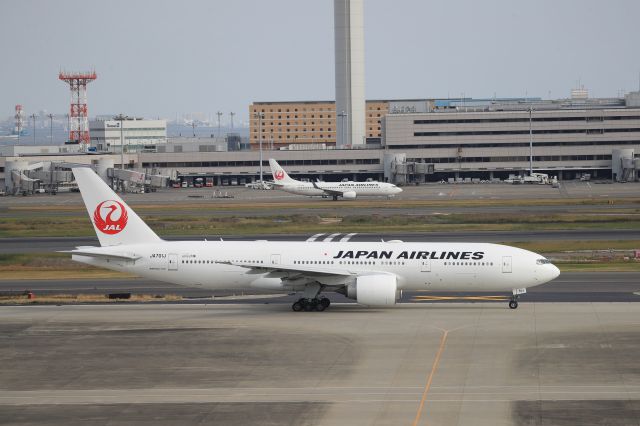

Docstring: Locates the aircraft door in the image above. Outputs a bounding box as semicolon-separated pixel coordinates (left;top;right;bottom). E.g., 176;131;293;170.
168;254;178;271
420;260;431;272
502;256;512;273
271;254;281;265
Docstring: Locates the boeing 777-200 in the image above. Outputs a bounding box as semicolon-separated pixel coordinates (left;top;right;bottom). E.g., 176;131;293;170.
269;158;402;200
65;167;560;311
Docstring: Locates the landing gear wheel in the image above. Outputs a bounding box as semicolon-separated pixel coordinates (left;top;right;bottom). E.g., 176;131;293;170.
332;195;338;201
303;299;314;311
320;298;330;309
292;301;303;312
509;300;519;309
315;302;326;312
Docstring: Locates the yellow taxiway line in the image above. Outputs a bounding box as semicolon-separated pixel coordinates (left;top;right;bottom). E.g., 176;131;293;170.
412;329;449;426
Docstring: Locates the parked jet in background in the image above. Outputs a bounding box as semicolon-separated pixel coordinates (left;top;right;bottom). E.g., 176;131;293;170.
269;158;402;200
64;167;560;311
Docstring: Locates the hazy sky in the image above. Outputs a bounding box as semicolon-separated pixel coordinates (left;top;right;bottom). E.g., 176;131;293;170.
1;0;639;123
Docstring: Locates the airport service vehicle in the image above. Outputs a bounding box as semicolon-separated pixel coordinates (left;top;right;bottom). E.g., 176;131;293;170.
269;158;402;200
245;180;273;190
65;167;560;311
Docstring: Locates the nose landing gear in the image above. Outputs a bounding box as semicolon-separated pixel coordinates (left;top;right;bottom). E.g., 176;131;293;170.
509;288;527;309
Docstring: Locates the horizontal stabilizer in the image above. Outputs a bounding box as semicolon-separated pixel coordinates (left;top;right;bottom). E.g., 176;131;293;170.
59;248;141;261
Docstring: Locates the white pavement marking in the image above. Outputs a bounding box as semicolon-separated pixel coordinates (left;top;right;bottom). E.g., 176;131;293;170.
306;233;325;242
1;386;638;406
340;233;357;242
323;233;342;242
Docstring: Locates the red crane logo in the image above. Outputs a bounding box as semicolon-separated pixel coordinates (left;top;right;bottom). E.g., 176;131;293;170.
93;200;128;234
275;170;285;180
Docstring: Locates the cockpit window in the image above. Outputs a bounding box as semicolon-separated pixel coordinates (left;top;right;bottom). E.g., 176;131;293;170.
536;259;552;265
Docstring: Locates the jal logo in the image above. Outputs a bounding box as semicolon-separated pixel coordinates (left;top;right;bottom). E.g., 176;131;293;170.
93;200;128;234
275;170;285;180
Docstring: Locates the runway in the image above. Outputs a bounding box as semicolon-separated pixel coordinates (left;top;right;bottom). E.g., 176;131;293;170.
1;272;639;304
1;303;639;425
1;228;638;253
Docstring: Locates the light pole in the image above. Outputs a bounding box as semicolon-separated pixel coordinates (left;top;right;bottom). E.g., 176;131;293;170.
255;112;264;182
191;121;196;137
337;110;347;148
528;107;533;175
65;114;70;141
47;114;54;142
31;114;37;144
216;111;223;138
114;114;126;170
229;112;235;130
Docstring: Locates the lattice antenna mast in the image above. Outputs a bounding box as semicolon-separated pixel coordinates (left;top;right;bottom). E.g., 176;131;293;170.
14;105;24;135
59;70;97;145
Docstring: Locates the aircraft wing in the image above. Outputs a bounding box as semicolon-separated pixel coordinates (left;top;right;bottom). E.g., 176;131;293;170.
216;260;354;277
311;181;345;196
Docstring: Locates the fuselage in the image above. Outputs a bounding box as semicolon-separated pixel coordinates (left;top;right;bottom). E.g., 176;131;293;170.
73;241;560;293
279;181;401;197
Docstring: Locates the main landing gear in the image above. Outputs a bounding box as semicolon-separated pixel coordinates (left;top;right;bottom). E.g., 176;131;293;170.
508;298;519;309
292;297;331;312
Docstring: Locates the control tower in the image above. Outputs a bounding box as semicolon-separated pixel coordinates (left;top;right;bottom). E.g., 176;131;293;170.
334;0;365;148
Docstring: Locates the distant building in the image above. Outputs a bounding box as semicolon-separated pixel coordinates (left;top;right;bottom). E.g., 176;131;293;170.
382;96;640;181
249;100;388;149
89;118;166;152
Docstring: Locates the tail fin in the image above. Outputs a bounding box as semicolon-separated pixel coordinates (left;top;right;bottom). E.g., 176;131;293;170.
268;159;298;184
72;167;161;247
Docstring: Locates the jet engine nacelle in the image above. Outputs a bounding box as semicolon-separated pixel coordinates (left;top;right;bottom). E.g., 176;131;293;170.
342;191;356;200
346;274;398;306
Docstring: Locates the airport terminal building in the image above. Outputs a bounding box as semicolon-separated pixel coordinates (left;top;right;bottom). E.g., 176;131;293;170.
140;94;640;184
2;93;640;191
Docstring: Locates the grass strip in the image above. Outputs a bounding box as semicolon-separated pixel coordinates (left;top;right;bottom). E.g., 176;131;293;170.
0;294;183;305
2;212;640;238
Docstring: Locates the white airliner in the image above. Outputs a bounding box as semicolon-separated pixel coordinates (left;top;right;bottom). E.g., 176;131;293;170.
65;167;560;311
269;158;402;200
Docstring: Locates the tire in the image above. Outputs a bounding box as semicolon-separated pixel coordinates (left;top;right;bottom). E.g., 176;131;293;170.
292;301;303;312
320;298;330;308
303;301;314;312
315;302;326;312
509;300;518;309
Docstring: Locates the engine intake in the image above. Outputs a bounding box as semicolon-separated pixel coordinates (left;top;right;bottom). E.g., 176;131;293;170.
345;274;398;306
342;191;356;200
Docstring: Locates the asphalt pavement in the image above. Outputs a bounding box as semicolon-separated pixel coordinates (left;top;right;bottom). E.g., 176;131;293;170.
1;229;639;253
1;272;638;304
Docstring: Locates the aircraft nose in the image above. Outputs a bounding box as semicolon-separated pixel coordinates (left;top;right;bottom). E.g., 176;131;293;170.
550;264;561;280
395;187;403;194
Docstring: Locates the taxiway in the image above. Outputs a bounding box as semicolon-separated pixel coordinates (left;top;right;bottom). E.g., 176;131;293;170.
1;303;639;425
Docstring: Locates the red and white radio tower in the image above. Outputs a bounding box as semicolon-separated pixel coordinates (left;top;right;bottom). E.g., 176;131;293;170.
59;70;97;145
13;105;25;136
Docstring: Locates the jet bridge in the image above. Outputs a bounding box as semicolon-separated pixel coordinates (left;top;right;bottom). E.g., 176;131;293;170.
383;153;434;185
612;149;639;182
